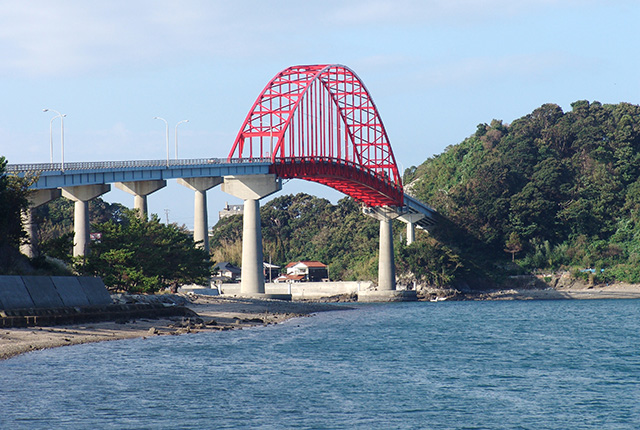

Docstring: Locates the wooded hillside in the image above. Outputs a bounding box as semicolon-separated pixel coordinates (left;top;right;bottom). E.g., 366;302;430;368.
407;100;640;284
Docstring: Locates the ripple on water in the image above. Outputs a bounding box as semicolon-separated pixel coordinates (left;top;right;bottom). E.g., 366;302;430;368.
1;299;639;429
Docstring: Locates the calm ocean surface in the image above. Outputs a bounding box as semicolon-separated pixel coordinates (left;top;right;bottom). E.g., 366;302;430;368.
1;299;639;429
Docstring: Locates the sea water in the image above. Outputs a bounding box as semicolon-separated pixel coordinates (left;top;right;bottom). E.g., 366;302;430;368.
1;299;639;429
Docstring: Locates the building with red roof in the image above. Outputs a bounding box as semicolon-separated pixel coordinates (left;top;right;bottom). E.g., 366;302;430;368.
284;261;329;282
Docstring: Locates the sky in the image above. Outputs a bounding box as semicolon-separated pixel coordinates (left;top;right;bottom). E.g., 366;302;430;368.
1;0;639;229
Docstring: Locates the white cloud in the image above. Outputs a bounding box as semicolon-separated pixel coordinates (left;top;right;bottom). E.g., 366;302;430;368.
0;1;259;77
0;0;592;78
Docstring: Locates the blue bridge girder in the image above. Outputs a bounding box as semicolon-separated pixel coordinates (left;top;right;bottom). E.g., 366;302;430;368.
403;193;439;229
6;158;272;190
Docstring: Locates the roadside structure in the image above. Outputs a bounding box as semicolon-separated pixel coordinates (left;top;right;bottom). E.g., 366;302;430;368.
213;262;241;282
285;261;329;282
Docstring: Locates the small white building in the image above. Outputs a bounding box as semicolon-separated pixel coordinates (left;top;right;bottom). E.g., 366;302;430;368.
285;261;329;282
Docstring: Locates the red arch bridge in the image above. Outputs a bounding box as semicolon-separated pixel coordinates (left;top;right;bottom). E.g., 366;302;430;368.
8;64;437;301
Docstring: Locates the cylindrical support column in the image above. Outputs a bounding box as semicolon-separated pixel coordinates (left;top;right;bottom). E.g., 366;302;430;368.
20;208;37;258
378;217;396;290
178;177;222;253
19;189;62;258
134;195;147;217
407;222;416;245
61;184;110;258
74;199;89;258
193;189;209;253
240;198;265;295
115;180;166;219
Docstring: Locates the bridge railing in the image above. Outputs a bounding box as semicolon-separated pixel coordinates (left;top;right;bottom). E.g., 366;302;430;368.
6;157;272;174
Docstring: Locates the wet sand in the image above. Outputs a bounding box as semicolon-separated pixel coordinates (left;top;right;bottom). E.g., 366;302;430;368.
0;296;346;361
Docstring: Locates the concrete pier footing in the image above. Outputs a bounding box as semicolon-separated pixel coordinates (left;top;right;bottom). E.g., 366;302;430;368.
398;213;426;245
357;289;418;302
61;184;111;257
239;198;265;295
378;215;396;290
115;180;166;218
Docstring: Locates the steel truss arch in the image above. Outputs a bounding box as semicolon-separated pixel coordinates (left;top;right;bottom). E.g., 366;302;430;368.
228;64;403;206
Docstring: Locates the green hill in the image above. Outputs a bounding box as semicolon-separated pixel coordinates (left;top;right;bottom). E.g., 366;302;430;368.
406;100;640;284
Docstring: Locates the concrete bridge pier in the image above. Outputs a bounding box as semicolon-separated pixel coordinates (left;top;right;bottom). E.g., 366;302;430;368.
360;206;417;302
178;177;223;254
61;184;111;257
221;174;289;299
115;180;166;218
20;189;62;258
398;213;426;245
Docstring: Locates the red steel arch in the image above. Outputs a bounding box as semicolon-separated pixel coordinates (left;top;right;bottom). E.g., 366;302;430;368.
228;64;403;206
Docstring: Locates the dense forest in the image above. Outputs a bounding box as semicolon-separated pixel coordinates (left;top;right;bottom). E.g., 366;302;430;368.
406;100;640;284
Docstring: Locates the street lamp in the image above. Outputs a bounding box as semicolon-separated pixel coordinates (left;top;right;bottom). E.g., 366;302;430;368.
175;119;189;159
43;108;66;171
154;116;169;167
47;114;66;164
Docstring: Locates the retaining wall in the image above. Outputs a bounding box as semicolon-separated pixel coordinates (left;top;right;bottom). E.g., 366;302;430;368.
0;276;112;311
219;281;372;299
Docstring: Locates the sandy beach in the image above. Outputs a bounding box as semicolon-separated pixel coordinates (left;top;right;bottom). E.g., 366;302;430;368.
0;295;346;361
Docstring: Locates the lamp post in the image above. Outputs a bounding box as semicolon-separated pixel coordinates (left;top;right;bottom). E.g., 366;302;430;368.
43;108;66;171
48;114;65;164
175;119;189;159
154;117;169;167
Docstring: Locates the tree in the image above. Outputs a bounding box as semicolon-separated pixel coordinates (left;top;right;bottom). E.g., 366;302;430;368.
78;209;211;293
397;237;464;286
504;232;523;262
0;156;30;271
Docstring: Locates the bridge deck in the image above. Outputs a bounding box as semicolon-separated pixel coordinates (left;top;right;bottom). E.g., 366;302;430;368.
404;194;439;229
7;158;438;225
6;158;271;190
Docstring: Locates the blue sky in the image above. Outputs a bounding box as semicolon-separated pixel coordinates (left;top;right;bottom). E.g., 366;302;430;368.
1;0;639;228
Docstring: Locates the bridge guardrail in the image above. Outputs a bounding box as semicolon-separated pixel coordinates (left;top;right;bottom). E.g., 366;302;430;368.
6;157;273;174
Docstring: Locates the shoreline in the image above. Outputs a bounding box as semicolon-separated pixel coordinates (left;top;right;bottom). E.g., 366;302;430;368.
0;296;347;361
3;283;640;361
421;281;640;301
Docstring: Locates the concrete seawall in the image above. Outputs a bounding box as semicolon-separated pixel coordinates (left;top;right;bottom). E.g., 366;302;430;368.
0;276;112;311
219;281;373;299
0;276;198;328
